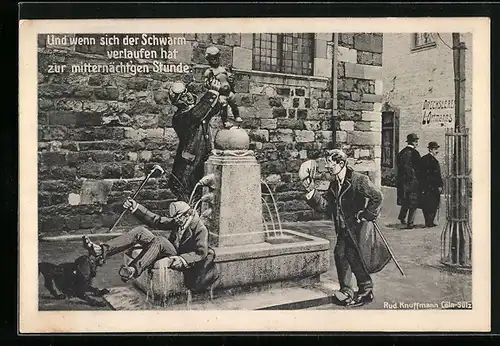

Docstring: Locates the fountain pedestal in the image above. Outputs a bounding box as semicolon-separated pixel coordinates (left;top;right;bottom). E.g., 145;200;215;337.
204;151;264;247
123;127;330;307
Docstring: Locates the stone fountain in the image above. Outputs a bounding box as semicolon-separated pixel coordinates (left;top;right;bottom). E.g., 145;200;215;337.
122;127;330;308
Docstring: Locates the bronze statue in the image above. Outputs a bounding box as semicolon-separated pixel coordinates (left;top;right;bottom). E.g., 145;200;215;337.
203;46;242;129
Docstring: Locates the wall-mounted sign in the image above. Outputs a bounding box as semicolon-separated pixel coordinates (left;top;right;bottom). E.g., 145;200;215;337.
421;97;455;129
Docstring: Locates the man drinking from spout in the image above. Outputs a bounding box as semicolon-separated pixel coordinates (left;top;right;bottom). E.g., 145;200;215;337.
83;200;219;293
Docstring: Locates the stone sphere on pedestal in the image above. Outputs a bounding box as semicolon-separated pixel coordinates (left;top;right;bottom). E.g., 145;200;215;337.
214;127;250;150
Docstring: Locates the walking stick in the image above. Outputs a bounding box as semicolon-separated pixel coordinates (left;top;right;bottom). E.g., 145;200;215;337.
373;221;406;277
108;165;165;233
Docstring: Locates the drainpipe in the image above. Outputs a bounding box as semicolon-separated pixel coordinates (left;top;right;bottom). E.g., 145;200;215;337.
331;33;339;149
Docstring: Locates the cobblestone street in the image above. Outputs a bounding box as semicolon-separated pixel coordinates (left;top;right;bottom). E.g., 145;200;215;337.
38;187;472;310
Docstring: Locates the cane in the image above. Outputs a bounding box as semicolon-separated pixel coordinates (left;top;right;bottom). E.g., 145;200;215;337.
108;165;165;233
373;221;406;277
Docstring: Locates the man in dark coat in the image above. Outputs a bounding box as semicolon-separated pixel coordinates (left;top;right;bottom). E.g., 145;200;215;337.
300;149;391;307
420;141;443;228
167;81;220;202
83;200;219;293
396;133;421;229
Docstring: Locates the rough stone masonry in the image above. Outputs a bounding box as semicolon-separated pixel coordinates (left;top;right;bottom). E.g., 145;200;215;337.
37;33;383;235
336;33;383;187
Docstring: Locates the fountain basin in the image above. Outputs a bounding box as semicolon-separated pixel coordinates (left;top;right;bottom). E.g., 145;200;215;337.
123;229;330;305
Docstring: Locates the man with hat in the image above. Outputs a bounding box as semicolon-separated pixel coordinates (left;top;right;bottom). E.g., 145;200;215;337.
299;149;391;307
419;141;443;227
396;133;422;229
82;199;218;292
167;80;219;202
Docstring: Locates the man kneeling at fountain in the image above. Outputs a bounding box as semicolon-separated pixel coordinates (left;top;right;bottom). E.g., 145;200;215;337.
82;200;219;293
300;149;390;308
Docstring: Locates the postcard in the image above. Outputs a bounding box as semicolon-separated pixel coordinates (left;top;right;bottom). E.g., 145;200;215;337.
19;17;490;333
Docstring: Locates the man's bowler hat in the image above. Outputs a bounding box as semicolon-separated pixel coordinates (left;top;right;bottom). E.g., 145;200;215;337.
428;141;440;149
406;133;419;143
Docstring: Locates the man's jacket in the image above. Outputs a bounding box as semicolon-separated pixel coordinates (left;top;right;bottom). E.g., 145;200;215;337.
419;153;443;210
168;90;219;201
396;146;421;208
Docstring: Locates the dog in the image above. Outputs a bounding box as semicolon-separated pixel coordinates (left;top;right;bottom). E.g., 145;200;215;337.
38;255;109;307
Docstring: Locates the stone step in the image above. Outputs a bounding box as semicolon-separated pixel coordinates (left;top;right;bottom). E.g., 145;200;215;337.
104;280;341;311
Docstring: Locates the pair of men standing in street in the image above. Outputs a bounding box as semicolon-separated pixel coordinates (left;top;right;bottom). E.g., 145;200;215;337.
396;133;443;229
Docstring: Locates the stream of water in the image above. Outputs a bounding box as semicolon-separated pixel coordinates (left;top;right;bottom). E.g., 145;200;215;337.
261;179;284;237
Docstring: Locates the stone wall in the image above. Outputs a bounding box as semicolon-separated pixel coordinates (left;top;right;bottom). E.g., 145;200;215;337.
335;33;383;187
37;32;382;235
38;34;182;234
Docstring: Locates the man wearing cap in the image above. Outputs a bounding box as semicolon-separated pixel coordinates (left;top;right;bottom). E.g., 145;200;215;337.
419;141;443;227
299;149;390;307
82;199;218;292
396;133;422;229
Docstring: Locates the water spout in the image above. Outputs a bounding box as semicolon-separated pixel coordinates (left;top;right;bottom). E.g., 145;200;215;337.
261;179;283;236
190;173;216;206
198;173;216;188
193;192;214;214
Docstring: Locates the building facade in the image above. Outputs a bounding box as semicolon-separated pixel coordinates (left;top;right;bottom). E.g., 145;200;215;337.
380;33;472;186
37;32;383;234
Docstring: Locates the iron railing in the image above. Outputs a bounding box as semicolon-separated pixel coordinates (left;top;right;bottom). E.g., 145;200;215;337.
441;127;472;269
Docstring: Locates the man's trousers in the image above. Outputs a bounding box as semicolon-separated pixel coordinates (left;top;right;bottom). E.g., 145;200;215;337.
103;226;177;276
334;230;373;298
398;206;417;226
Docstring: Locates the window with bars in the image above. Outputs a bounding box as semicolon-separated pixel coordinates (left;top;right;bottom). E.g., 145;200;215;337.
411;33;436;51
252;33;314;76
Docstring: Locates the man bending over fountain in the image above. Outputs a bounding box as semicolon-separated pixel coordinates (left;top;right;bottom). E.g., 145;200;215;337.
82;200;219;293
300;149;389;308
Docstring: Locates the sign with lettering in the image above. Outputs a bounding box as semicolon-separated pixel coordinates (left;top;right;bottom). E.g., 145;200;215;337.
421;97;455;129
